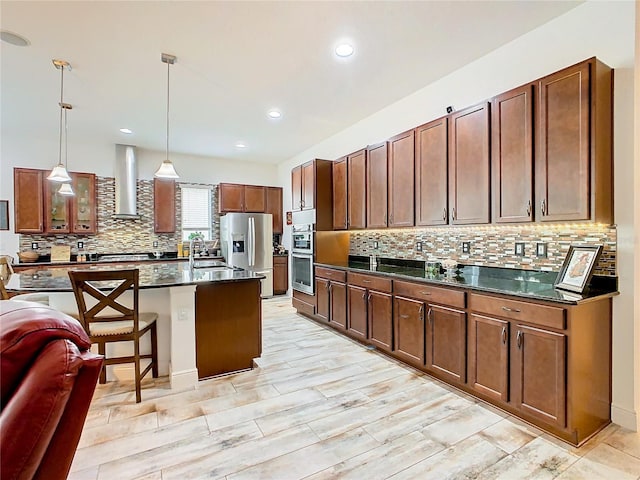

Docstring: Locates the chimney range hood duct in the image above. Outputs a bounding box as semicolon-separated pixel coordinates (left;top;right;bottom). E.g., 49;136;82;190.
113;144;140;219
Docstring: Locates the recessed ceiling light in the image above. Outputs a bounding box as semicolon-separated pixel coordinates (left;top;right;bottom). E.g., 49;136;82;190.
335;43;354;58
0;30;30;47
235;142;247;149
267;110;282;119
119;128;133;134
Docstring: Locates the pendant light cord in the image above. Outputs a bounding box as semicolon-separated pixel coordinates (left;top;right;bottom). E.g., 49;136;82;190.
58;64;64;166
166;58;170;160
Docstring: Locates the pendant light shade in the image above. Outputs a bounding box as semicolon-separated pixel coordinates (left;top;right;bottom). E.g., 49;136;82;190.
155;53;179;179
48;59;73;184
58;182;75;196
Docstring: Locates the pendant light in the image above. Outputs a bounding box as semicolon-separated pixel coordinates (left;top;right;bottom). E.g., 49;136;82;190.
58;105;74;196
47;59;73;183
154;53;179;179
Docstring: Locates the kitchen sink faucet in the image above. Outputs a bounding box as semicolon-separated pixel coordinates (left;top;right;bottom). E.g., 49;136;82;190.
189;233;205;270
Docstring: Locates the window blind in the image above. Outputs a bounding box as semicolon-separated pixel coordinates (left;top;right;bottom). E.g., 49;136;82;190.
181;186;211;230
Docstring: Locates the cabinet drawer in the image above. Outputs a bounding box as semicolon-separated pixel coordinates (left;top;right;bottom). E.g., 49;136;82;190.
469;293;566;330
315;267;346;283
273;256;287;265
347;272;392;293
393;280;465;309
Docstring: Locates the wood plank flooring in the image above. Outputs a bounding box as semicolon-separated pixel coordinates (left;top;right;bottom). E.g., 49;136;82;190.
69;297;640;480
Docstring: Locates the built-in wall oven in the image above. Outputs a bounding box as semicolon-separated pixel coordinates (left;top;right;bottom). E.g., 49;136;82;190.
292;224;313;254
291;252;314;294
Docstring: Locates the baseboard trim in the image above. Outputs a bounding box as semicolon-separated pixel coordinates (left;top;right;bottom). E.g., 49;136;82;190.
611;404;638;431
170;366;199;391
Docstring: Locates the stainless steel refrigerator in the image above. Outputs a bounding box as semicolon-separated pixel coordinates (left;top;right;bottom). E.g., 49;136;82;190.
220;213;273;297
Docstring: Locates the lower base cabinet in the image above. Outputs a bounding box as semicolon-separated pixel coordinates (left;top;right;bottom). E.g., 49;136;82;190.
394;296;425;365
468;314;509;402
368;291;393;352
273;255;288;295
315;267;347;330
347;285;368;340
427;304;467;384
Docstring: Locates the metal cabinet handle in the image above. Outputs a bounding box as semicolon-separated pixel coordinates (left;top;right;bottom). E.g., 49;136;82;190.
383;214;387;225
501;326;507;345
419;305;424;320
400;314;410;319
390;213;393;224
541;199;546;216
427;307;433;325
367;293;371;303
452;207;456;221
502;306;521;313
443;208;447;222
526;200;531;217
363;280;371;283
420;291;431;296
362;292;366;300
517;330;523;349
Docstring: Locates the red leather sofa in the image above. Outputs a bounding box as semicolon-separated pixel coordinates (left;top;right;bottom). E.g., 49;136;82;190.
1;300;104;480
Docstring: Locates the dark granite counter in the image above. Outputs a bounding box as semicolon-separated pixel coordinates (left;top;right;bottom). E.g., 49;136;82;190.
12;254;225;268
5;261;263;292
316;257;618;305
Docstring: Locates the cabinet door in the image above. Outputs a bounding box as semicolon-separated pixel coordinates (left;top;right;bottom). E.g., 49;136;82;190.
492;85;534;223
14;168;44;233
468;314;509;402
449;103;490;225
348;149;366;229
388;130;415;227
415;117;448;226
332;157;348;230
347;284;368;340
537;62;590;222
301;161;315;210
72;173;97;234
315;277;330;322
273;256;288;294
426;304;466;383
219;183;245;213
366;142;388;228
266;187;283;234
394;296;425;365
329;281;347;330
291;166;302;211
44;179;70;234
244;185;266;212
368;290;393;352
513;324;566;428
154;178;176;233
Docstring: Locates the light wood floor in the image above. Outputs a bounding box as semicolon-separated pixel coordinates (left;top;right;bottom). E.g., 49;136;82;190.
69;297;640;480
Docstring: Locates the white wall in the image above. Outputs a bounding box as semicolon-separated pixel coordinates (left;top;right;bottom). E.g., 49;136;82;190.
276;0;638;430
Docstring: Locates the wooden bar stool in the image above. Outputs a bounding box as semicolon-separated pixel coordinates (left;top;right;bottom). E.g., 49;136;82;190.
68;269;158;403
0;257;14;300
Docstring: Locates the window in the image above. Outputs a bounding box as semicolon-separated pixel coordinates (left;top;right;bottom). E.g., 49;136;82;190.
180;185;212;241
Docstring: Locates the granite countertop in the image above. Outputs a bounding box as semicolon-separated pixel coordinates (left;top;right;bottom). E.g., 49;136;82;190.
13;253;226;267
5;261;263;292
316;257;618;305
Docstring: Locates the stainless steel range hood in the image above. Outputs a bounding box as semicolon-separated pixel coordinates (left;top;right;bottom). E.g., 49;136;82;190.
113;144;140;219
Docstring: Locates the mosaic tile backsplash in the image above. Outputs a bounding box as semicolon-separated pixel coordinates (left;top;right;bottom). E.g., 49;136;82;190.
350;224;616;276
19;177;220;257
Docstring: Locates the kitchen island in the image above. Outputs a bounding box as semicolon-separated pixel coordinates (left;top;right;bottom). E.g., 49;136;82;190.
4;261;264;390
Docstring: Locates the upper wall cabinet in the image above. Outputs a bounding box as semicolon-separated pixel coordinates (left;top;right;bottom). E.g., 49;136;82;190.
14;168;44;234
332;156;347;230
291;159;333;230
348;149;367;230
154;178;176;233
71;173;97;234
44;176;71;233
449;102;491;225
415;117;448;226
491;84;534;223
366;142;388;228
536;58;612;224
266;186;283;235
388;130;415;227
219;183;266;213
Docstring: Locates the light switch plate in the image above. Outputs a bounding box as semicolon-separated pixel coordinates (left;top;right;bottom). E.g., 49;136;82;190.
416;241;422;252
536;242;548;258
515;242;525;256
153;241;159;248
31;242;38;250
462;242;471;254
77;241;84;249
373;240;379;249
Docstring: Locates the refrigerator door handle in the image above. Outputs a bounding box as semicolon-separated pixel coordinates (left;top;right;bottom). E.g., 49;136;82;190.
248;217;255;267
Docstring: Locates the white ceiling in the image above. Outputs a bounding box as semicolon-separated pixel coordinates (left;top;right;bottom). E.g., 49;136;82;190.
1;1;582;165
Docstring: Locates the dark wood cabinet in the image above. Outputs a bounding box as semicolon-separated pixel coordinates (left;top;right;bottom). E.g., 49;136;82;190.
449;102;490;225
44;178;70;234
394;296;425;365
315;267;347;330
388;130;415;227
302;161;315;210
329;281;347;330
347;284;368;341
316;276;330;322
291;159;333;230
291;166;302;211
347;272;393;350
13;168;44;233
332;157;348;230
536;58;612;224
244;185;266;212
426;304;467;384
366;142;388;228
415;117;448;226
491;84;534;223
468;314;509;402
154;178;176;233
265;187;283;234
368;290;393;352
71;173;97;234
273;255;288;295
348;149;367;229
218;183;265;214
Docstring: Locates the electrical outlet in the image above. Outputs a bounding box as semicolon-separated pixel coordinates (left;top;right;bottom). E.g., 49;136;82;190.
416;241;423;252
77;241;84;249
536;242;548;258
462;241;471;254
31;242;38;250
515;242;525;256
373;241;379;249
153;241;159;248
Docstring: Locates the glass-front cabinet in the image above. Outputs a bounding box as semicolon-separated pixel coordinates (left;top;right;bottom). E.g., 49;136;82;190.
43;172;96;235
44;179;71;233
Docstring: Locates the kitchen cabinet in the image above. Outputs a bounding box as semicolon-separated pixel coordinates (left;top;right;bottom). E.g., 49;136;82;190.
347;272;393;351
315;267;347;330
366;142;388;228
536;58;612;224
71;173;97;234
154;178;176;233
448;102;490;225
415;117;448;226
290;159;333;230
388;130;415;227
266;187;283;234
348;149;367;229
218;183;265;213
491;84;534;223
44;178;70;234
468;314;509;402
14;168;44;234
394;296;425;366
332;156;347;230
273;255;288;295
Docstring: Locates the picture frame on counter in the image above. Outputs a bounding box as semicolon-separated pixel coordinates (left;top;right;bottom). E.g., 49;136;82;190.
0;200;8;230
554;244;603;294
